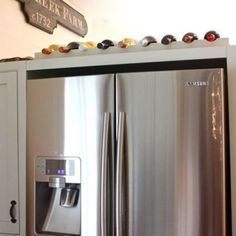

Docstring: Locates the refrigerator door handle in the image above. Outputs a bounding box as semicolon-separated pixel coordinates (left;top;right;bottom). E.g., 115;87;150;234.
101;112;110;236
116;112;125;236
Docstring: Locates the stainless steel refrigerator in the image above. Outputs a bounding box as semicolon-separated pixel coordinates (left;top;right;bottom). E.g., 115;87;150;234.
27;68;228;236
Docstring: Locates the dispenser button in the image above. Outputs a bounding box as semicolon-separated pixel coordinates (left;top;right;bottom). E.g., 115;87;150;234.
39;160;46;168
40;169;46;175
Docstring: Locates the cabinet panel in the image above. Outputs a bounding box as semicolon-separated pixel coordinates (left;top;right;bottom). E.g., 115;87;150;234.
0;72;19;234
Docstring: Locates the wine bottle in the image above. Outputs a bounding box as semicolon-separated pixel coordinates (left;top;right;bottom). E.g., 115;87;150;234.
118;38;137;48
58;42;80;53
97;39;115;49
139;36;157;47
204;31;220;42
161;34;176;45
79;41;97;51
182;32;198;43
41;44;60;55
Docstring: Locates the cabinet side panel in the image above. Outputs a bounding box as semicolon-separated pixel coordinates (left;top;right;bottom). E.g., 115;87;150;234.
0;72;19;234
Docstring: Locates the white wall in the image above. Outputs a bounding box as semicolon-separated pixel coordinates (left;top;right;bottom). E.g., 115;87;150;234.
0;0;109;58
1;0;236;58
77;0;236;43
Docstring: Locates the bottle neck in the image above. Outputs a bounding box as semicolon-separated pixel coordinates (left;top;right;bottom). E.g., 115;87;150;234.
118;41;127;48
97;42;109;49
58;46;71;53
42;48;53;55
141;37;157;47
58;42;79;53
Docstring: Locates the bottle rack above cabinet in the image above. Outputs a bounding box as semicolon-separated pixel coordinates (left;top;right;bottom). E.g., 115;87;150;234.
35;38;229;60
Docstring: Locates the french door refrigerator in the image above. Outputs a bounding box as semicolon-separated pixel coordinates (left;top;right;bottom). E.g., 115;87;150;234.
27;68;228;236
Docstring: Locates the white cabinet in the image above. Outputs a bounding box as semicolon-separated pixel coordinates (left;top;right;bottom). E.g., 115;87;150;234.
0;72;19;234
0;62;26;236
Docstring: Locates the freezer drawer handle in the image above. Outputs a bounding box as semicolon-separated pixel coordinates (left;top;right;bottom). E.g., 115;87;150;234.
116;112;125;236
9;200;17;223
101;112;110;236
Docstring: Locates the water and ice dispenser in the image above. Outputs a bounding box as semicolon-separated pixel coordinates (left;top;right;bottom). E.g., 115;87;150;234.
34;157;81;235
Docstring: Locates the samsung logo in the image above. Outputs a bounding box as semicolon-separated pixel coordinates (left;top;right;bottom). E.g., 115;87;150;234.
186;81;209;87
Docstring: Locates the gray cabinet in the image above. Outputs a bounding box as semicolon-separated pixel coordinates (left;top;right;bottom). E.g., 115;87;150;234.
0;63;26;236
0;72;19;234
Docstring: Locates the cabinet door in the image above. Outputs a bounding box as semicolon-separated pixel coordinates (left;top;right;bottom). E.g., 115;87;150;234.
0;72;19;234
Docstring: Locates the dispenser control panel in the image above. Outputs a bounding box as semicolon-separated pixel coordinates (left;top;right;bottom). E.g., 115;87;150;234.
35;156;81;183
44;159;74;176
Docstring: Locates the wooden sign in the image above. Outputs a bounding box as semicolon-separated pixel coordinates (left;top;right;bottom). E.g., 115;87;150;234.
18;0;88;37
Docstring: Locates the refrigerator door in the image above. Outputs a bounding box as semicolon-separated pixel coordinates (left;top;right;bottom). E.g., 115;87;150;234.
116;69;227;236
27;74;114;236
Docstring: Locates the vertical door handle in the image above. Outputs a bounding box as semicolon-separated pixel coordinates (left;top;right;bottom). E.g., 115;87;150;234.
9;200;17;223
116;112;125;236
101;112;110;236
